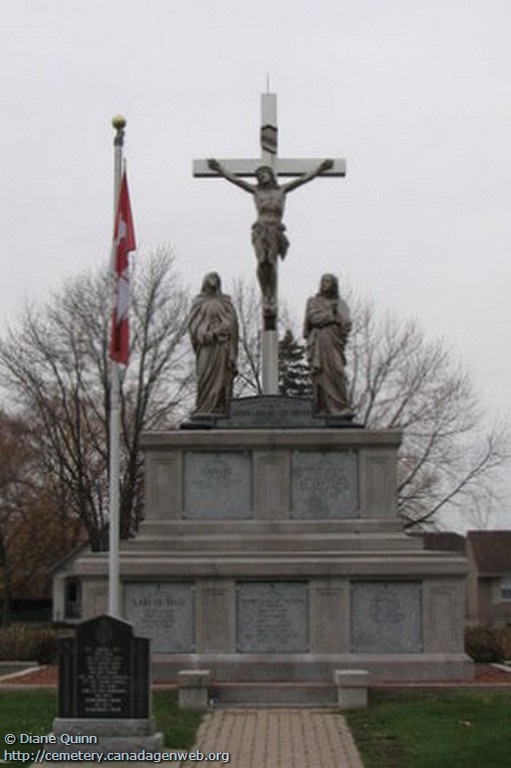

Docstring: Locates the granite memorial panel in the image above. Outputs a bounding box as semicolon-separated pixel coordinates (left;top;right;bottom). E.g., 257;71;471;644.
237;581;308;653
291;451;358;518
183;451;251;518
351;581;422;653
124;582;194;653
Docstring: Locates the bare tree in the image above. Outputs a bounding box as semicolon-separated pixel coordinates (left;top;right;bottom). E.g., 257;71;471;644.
346;294;509;529
229;276;296;397
231;279;509;530
0;413;33;624
0;410;84;624
229;277;262;396
0;250;191;549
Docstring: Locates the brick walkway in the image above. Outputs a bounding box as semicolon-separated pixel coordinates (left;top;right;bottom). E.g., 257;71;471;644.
181;708;364;768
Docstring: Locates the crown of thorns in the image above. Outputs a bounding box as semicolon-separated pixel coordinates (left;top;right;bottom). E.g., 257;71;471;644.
255;165;275;175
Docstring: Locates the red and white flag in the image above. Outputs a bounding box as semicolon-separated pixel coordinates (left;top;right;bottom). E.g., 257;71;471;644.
109;171;136;365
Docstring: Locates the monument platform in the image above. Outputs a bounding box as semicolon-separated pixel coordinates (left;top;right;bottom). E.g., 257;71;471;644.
180;395;360;429
53;403;473;688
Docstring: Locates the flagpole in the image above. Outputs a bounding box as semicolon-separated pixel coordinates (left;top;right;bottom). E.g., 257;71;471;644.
108;115;125;618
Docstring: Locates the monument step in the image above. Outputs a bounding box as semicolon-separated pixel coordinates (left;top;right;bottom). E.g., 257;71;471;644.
123;533;423;553
79;550;465;568
75;551;468;578
210;682;337;707
139;520;403;535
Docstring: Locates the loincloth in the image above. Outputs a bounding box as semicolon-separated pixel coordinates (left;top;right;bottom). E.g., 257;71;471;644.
251;222;289;262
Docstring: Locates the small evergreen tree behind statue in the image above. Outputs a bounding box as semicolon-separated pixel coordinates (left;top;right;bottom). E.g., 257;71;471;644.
278;329;311;397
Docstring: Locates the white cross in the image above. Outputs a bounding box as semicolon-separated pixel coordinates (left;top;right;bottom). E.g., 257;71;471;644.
193;94;346;180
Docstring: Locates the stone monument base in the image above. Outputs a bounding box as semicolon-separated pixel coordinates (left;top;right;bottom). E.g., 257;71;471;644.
50;719;163;754
53;406;473;694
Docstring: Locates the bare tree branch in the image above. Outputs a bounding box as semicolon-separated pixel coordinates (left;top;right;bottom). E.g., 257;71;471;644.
0;249;190;548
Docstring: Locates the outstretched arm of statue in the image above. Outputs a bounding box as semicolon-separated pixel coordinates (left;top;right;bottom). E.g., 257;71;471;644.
283;159;334;193
207;159;254;193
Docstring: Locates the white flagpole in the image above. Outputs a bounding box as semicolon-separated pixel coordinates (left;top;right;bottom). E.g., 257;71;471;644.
108;115;125;618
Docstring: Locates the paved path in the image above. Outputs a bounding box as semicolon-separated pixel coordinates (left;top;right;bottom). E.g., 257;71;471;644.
35;706;364;767
181;708;364;768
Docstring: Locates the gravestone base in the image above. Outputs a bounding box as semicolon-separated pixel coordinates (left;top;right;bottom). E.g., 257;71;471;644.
53;408;473;691
51;719;163;754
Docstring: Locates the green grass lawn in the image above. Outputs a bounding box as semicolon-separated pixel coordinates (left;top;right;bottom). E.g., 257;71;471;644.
153;691;203;748
346;693;511;768
4;688;511;768
0;690;202;756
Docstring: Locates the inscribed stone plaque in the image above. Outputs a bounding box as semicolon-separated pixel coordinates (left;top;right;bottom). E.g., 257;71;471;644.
59;615;149;719
222;396;317;427
184;451;251;518
291;451;358;518
351;582;422;653
237;582;308;653
124;582;194;653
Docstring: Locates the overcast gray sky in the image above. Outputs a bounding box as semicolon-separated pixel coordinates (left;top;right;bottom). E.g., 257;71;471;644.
1;2;510;480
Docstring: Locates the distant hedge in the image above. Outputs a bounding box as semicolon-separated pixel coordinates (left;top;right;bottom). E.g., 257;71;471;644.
0;624;58;664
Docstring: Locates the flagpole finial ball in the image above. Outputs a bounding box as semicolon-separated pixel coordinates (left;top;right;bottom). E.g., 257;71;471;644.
112;115;126;130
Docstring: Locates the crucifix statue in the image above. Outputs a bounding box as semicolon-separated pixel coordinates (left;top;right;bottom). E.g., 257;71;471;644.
193;93;346;394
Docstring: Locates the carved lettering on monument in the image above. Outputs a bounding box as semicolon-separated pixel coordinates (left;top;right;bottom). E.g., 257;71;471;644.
351;582;422;654
228;399;314;426
291;451;358;518
125;583;194;653
78;644;130;716
369;589;406;624
202;460;233;481
237;582;308;653
184;452;251;518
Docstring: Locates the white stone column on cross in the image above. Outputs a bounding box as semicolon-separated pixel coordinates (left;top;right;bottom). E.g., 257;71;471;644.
193;93;346;396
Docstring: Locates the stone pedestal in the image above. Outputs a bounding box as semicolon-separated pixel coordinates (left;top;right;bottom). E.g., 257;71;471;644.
177;670;211;710
54;397;472;686
335;670;370;710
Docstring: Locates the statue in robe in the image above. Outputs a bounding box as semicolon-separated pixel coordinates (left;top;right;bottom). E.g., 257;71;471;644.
303;273;352;417
188;272;238;414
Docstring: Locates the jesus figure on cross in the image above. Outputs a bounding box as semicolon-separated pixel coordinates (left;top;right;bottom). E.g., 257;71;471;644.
207;157;334;329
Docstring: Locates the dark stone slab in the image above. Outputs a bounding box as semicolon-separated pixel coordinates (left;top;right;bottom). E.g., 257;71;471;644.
58;615;149;719
181;396;362;430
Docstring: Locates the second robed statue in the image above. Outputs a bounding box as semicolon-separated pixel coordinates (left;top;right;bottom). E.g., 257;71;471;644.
304;274;352;417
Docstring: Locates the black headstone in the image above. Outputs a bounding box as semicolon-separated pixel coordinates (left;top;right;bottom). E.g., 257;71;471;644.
58;615;149;719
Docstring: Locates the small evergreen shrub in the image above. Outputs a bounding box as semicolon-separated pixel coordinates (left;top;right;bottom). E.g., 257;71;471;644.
465;626;504;663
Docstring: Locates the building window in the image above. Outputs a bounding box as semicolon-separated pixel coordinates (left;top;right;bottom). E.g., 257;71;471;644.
500;578;511;601
64;579;81;620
